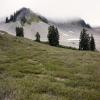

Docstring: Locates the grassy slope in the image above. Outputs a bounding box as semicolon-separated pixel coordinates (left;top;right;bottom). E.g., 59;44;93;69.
0;33;100;100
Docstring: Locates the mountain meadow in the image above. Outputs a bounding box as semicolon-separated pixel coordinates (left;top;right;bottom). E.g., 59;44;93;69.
0;32;100;100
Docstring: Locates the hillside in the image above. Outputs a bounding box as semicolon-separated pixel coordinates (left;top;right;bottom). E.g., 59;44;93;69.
0;32;100;100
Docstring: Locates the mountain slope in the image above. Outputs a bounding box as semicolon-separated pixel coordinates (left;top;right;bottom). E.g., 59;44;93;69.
0;32;100;100
0;7;100;50
6;7;48;24
50;19;91;31
0;7;50;41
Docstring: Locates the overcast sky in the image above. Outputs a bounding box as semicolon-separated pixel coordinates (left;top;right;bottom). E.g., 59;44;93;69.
0;0;100;26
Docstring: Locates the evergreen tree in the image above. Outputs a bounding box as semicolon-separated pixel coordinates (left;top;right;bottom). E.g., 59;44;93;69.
79;28;90;50
13;13;16;22
5;17;9;23
16;27;24;37
21;16;26;26
90;35;96;51
48;25;59;46
9;15;14;22
35;32;40;42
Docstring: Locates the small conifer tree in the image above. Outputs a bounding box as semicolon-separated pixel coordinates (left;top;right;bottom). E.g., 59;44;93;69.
16;27;24;37
5;17;9;23
48;25;59;46
35;32;40;42
90;35;96;51
79;28;90;50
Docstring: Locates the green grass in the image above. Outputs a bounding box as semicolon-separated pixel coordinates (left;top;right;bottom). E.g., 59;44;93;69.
0;33;100;100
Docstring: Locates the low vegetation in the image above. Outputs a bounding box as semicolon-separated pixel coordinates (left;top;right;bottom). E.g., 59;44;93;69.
0;33;100;100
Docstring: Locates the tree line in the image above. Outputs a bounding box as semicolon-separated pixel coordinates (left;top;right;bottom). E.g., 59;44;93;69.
5;13;16;23
5;11;27;25
15;26;96;51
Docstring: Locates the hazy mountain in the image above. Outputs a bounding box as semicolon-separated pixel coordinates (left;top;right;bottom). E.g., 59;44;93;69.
14;7;39;21
0;7;100;50
49;18;91;32
0;7;49;40
6;7;48;24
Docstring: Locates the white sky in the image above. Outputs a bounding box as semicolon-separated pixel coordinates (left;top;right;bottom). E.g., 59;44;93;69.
0;0;100;26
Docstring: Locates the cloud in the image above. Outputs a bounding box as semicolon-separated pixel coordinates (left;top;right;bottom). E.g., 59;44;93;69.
0;0;100;26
